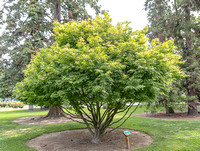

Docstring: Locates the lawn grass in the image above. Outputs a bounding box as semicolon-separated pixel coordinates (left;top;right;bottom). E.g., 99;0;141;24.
1;107;200;151
0;109;86;151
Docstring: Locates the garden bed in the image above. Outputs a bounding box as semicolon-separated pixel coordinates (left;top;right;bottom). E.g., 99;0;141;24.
135;111;200;120
26;129;153;151
13;116;76;125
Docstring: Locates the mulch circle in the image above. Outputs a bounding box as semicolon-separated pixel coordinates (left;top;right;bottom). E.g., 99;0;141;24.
13;110;200;151
13;116;154;150
13;116;76;125
135;111;200;120
26;128;153;151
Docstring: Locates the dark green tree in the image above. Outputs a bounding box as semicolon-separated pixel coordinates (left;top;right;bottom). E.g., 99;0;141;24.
145;0;200;115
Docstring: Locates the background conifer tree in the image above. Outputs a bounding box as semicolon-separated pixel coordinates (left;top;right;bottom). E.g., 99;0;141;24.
145;0;200;115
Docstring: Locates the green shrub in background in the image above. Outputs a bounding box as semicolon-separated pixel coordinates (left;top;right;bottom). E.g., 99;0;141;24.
0;102;7;108
7;102;12;108
0;102;24;108
10;102;24;108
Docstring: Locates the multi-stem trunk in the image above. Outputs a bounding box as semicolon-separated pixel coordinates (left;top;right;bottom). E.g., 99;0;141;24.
91;128;105;144
71;101;138;144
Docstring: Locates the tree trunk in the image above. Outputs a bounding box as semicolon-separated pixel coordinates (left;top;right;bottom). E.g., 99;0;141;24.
168;107;175;114
91;128;104;144
91;134;101;144
187;86;198;115
165;99;175;116
188;88;198;116
188;100;198;116
42;1;64;119
54;0;61;22
44;106;66;119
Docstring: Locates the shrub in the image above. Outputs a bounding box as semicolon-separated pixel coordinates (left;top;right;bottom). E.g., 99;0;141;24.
10;102;24;108
0;102;7;108
7;102;12;108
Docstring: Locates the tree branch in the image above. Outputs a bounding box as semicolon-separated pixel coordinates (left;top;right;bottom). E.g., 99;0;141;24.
78;110;94;136
109;103;134;127
106;103;140;134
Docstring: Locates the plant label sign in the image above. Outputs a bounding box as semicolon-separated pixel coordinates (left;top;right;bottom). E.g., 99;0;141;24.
123;131;131;136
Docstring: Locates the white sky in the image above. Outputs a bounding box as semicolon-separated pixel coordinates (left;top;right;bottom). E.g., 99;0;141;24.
99;0;148;31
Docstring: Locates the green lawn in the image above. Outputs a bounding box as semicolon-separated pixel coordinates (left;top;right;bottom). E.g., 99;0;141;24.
0;108;200;151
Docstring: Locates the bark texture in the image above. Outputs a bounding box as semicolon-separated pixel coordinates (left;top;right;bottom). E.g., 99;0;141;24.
165;100;175;116
187;86;198;116
188;100;198;116
44;106;66;119
53;0;61;22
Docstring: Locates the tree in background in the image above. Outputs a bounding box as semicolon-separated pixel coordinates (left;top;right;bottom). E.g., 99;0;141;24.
195;16;200;102
145;0;200;115
0;0;101;117
14;14;184;143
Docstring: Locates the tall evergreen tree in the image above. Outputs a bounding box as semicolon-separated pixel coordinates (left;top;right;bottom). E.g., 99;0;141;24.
0;0;101;117
145;0;200;115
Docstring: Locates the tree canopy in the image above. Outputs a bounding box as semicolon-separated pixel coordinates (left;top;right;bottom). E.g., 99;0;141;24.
14;14;185;143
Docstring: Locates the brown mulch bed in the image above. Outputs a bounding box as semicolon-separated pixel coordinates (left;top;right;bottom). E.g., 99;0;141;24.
26;129;153;151
13;116;78;125
13;116;153;150
135;111;200;120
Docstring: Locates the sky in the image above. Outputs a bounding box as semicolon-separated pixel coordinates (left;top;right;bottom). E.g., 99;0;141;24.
99;0;148;31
